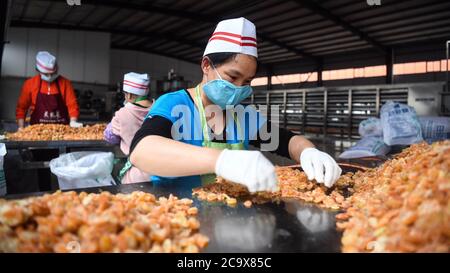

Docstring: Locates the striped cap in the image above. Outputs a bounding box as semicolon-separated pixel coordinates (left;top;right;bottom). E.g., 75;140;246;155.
203;17;257;58
36;51;57;74
123;72;150;96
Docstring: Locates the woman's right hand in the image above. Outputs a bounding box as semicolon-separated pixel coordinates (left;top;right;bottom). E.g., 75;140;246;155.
215;149;278;193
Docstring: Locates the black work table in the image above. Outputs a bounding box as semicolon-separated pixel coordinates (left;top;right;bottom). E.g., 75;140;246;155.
6;181;343;253
0;139;115;153
1;139;124;193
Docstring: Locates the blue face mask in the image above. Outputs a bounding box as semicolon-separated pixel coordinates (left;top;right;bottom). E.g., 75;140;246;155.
202;62;253;110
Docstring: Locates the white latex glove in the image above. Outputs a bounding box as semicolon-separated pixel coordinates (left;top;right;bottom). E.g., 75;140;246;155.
69;120;83;128
215;149;278;193
300;148;342;188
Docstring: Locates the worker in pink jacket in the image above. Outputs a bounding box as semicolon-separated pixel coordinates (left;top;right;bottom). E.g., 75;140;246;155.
104;72;153;184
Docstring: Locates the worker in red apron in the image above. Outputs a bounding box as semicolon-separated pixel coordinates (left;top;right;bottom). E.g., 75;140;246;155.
16;51;81;129
15;51;82;191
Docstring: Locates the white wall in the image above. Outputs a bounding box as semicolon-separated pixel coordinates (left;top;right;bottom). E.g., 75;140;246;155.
0;27;202;120
2;27;110;84
110;49;201;93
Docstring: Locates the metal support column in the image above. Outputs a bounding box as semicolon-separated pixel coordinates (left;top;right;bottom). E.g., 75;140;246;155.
386;48;394;84
317;59;323;87
347;89;353;139
266;92;271;123
323;90;328;137
302;90;306;134
375;88;381;115
0;0;11;75
282;91;287;129
446;41;449;92
267;65;273;91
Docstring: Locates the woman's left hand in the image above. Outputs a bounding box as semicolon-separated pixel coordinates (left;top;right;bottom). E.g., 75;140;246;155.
300;148;342;187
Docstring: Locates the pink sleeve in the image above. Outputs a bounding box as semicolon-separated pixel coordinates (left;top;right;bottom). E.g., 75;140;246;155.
111;110;122;136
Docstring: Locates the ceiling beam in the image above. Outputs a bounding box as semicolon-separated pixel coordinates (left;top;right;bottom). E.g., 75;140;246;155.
10;20;205;50
30;0;320;62
75;5;97;27
39;1;55;23
19;0;31;20
292;0;388;54
56;6;75;26
11;19;201;63
111;44;197;64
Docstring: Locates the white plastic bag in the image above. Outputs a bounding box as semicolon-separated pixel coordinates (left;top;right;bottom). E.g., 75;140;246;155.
0;144;7;196
49;152;116;190
418;116;450;143
380;101;423;146
339;136;390;159
358;117;382;137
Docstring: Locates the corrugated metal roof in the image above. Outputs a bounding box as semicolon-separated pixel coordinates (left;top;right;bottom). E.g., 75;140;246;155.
8;0;450;66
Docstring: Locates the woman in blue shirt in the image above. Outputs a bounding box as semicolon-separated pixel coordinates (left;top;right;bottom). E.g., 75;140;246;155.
129;17;341;192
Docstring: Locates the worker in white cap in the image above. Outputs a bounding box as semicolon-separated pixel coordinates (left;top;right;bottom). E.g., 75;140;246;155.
129;17;341;192
16;51;82;128
104;72;153;184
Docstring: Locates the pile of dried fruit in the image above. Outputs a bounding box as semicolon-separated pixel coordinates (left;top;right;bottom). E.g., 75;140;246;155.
5;124;106;141
336;141;450;253
0;191;208;253
192;178;267;208
276;167;353;210
193;141;450;252
193;167;354;210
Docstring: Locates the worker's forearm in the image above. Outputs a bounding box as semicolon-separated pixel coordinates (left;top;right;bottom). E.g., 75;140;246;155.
130;135;222;177
17;119;24;129
288;135;315;163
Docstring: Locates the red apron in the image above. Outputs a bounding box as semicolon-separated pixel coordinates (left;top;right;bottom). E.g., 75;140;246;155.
30;78;70;125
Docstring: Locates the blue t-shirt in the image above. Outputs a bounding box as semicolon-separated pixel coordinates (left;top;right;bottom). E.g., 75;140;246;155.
147;89;266;188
